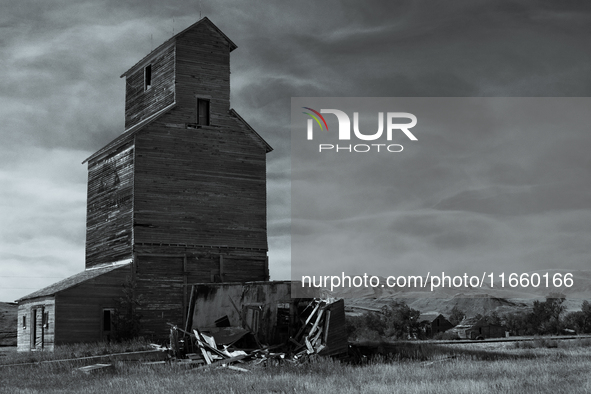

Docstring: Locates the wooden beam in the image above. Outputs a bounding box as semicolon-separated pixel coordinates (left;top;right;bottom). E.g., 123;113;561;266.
184;285;195;335
134;253;186;257
183;254;188;323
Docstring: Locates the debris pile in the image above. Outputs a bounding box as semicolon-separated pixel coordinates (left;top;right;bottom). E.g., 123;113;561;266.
289;299;336;359
165;298;347;371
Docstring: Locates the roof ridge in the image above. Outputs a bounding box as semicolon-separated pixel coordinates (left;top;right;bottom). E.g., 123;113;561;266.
120;17;237;79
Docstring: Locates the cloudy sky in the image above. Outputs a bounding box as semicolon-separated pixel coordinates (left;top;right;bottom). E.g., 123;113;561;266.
291;97;591;298
1;1;591;302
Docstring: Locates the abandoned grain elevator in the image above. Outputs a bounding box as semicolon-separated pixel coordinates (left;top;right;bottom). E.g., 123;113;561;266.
16;17;273;351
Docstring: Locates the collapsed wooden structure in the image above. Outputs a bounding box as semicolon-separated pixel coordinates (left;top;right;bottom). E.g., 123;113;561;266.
168;291;348;368
188;282;347;356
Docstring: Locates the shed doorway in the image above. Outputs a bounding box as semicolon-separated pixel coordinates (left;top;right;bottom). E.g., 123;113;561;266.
30;307;46;350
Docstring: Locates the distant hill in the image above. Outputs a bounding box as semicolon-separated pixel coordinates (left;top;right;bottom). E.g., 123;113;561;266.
328;269;591;301
0;302;17;346
347;293;531;319
341;269;591;319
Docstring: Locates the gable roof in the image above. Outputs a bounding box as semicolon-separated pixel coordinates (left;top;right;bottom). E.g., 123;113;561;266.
418;312;444;323
16;262;131;302
120;17;237;79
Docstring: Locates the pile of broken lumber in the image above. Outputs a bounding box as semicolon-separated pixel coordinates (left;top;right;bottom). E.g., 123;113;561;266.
288;299;335;358
168;324;287;372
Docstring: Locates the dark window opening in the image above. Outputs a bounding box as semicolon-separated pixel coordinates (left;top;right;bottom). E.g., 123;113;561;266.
197;99;210;125
144;64;152;91
22;315;26;329
275;303;291;344
31;309;38;350
103;309;113;332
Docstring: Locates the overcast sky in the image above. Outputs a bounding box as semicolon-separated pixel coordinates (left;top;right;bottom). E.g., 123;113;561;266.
291;98;591;299
1;1;590;302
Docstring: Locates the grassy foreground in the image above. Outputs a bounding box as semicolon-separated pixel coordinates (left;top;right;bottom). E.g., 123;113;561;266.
1;340;591;393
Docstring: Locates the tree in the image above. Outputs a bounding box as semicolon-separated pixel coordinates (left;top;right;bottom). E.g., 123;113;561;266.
581;300;591;333
383;300;421;339
545;293;566;321
449;306;465;326
529;293;566;334
502;312;531;336
112;276;143;341
485;311;501;326
563;311;586;334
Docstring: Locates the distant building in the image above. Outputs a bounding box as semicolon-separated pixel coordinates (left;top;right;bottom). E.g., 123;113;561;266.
418;313;454;337
452;317;506;340
16;17;272;351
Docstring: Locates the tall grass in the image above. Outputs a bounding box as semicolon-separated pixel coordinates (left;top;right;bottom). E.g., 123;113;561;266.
1;341;591;393
0;337;152;366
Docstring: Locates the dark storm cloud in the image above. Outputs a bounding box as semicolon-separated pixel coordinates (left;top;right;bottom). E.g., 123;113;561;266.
226;0;591;99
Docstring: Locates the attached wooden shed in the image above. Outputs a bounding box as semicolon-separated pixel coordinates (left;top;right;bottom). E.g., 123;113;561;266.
16;263;131;351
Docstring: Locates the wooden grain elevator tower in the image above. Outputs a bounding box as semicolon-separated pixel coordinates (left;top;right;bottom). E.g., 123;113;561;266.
16;17;272;349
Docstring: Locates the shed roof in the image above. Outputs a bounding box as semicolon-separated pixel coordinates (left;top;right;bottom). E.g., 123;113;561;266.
16;262;131;302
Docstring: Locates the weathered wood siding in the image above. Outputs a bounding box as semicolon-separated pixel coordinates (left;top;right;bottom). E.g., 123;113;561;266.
85;143;134;268
174;22;231;124
53;265;130;344
17;297;55;352
135;244;268;283
133;116;268;251
132;246;268;339
318;299;348;357
134;255;185;340
124;43;176;129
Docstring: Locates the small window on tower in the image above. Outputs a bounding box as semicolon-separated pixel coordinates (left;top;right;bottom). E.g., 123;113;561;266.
197;98;210;125
22;315;26;329
144;64;152;91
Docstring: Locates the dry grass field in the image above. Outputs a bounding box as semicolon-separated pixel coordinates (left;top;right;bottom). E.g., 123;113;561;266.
1;339;590;393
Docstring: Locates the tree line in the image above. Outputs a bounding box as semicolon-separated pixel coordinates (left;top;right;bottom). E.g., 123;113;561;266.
347;294;591;341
